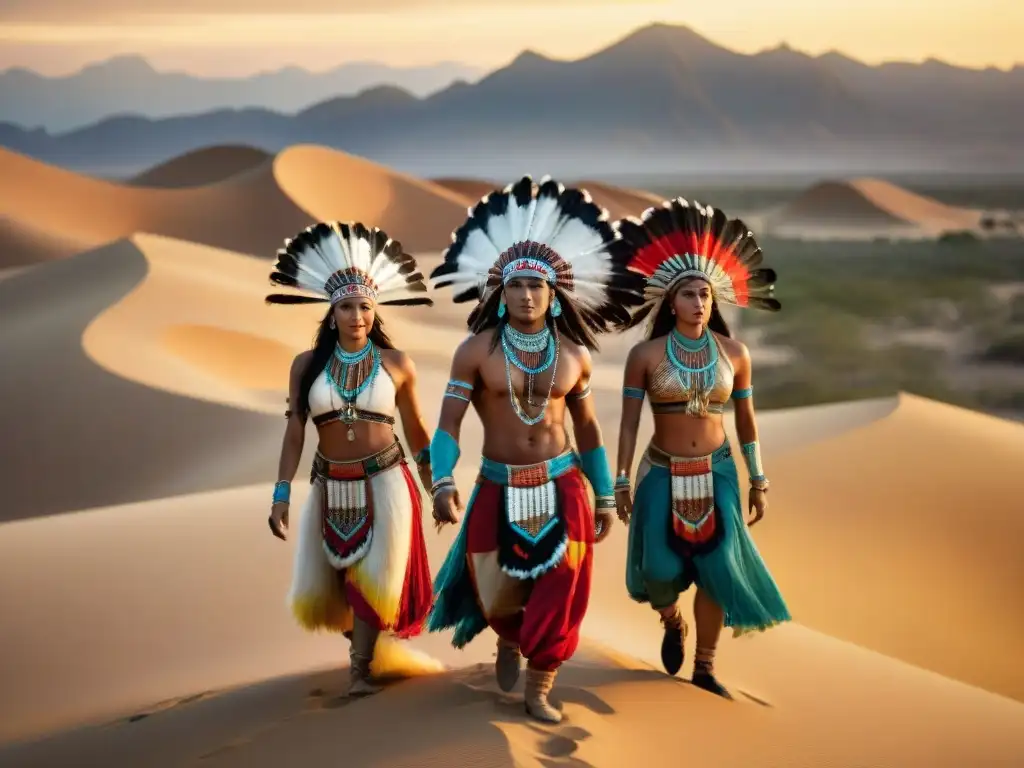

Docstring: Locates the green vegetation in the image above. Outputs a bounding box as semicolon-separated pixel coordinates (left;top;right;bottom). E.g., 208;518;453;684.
736;237;1024;414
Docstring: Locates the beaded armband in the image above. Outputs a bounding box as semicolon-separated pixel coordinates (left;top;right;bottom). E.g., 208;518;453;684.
272;480;290;504
623;386;645;400
414;446;430;466
445;379;473;403
731;386;753;400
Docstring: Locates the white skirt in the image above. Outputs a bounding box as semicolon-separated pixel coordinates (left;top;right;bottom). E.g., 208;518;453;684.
288;461;418;634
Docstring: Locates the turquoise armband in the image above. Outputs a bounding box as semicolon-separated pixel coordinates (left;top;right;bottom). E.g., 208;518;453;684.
732;386;753;400
623;386;645;400
444;379;473;403
430;429;461;486
579;445;615;499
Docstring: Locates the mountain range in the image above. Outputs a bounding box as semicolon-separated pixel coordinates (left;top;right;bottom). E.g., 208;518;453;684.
0;56;484;132
1;23;1021;178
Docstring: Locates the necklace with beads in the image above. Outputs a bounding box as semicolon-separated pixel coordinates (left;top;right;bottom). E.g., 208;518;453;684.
501;323;559;425
665;328;718;417
324;340;380;441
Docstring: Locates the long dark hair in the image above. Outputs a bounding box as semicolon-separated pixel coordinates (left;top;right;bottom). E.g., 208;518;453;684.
467;286;602;351
296;305;396;418
648;284;732;341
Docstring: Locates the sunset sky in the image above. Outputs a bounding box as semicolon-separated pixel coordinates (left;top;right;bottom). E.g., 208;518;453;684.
0;0;1020;76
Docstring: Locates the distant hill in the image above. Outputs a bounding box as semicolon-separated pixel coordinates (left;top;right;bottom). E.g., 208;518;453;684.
0;55;484;132
1;24;1021;178
128;145;273;188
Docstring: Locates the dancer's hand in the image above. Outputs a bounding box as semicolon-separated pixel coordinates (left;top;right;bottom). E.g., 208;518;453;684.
268;501;289;541
615;487;633;525
747;488;767;527
432;488;461;532
594;510;614;543
417;464;432;496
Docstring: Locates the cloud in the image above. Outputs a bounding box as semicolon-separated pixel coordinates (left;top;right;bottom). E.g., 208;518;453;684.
0;0;620;23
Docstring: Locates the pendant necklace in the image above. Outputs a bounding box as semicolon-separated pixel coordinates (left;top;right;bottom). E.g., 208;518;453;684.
502;324;559;425
324;340;379;440
666;328;717;417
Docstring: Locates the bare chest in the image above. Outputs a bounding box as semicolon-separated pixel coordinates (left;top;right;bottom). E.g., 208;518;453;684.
478;347;580;401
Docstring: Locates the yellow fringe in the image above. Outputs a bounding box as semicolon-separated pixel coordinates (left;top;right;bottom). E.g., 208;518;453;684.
291;595;353;634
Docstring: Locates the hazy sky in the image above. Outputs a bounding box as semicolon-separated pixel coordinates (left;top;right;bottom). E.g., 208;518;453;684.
0;0;1020;76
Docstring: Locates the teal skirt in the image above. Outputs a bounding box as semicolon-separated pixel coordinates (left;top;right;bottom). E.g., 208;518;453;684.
625;442;791;635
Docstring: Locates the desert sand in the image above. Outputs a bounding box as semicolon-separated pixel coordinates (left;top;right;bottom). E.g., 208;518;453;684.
128;145;274;188
1;147;1022;767
767;177;985;239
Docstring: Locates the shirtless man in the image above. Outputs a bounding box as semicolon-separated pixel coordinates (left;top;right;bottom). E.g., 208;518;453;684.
424;176;643;723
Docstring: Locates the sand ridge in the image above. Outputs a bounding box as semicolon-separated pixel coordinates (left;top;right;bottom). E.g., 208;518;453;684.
0;145;473;259
768;176;984;238
128;145;274;188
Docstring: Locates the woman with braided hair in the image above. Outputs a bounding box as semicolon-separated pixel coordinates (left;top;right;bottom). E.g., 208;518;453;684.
611;199;791;699
265;221;436;697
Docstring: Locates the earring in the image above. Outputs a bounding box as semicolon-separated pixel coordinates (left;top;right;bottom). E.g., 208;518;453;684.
551;296;562;317
329;316;336;329
498;297;506;318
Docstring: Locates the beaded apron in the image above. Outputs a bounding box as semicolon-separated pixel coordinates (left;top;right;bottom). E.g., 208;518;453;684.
646;443;730;556
480;452;577;580
311;441;405;569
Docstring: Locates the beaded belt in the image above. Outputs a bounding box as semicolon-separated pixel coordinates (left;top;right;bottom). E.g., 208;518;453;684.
645;441;731;468
311;440;405;483
478;451;579;487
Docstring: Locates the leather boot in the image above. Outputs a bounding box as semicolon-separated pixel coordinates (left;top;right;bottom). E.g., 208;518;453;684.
495;636;522;692
692;649;732;700
347;617;382;697
524;667;562;723
659;605;688;676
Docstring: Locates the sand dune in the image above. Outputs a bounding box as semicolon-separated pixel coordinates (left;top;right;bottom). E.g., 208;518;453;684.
0;214;90;269
2;389;1024;766
128;145;273;188
768;177;984;239
0;145;470;258
0;238;291;523
756;393;1024;702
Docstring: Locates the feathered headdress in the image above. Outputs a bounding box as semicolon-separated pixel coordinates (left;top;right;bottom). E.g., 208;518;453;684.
266;221;432;307
429;175;644;332
614;198;780;331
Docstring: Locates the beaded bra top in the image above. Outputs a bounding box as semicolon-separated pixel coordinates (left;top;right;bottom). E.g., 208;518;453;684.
647;332;734;415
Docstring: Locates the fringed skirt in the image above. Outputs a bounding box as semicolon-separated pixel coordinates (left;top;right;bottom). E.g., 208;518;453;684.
288;441;432;639
625;441;791;636
427;451;593;661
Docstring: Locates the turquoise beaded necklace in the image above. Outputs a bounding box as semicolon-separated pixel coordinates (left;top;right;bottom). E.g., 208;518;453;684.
323;340;380;440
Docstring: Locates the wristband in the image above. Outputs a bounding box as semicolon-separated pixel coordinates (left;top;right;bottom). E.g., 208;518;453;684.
594;495;616;511
579;445;614;498
414;446;430;465
430;429;461;485
272;480;290;504
741;441;766;482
